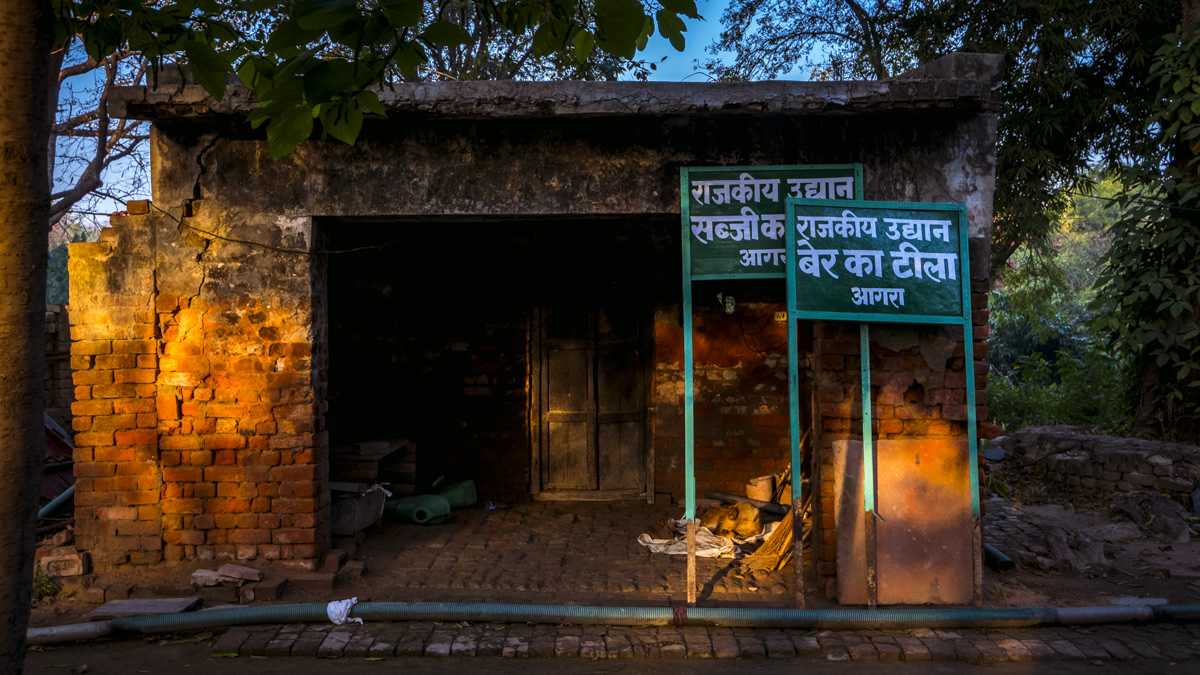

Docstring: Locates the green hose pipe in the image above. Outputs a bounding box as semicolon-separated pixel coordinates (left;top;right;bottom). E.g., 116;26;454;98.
92;601;1197;640
111;604;331;634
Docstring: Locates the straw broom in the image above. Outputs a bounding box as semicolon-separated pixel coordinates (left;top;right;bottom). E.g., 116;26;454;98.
741;496;811;573
742;428;812;574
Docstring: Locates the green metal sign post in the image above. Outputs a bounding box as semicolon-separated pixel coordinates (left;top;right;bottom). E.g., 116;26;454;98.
784;198;981;608
679;165;863;605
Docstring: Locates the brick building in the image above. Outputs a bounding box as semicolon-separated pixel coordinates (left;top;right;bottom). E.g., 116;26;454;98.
68;53;1001;601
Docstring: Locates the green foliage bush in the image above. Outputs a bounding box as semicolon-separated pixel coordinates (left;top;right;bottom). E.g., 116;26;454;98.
1091;24;1200;441
987;181;1131;433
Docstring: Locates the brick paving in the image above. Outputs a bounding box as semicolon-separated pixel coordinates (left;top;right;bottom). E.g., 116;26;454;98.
207;620;1200;662
348;502;792;606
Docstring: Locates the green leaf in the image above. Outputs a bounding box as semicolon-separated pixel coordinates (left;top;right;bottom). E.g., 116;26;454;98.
593;0;645;59
636;15;652;51
303;59;357;102
266;18;326;54
532;20;568;58
356;90;386;116
380;0;424;26
393;42;425;79
295;0;359;30
421;21;472;47
656;9;686;52
274;46;321;86
183;40;231;102
321;101;365;145
574;30;595;63
266;105;315;160
237;57;259;89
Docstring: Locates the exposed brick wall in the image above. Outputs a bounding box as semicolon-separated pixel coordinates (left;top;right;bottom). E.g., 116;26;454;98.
68;212;164;568
652;293;805;501
45;304;73;428
70;204;329;568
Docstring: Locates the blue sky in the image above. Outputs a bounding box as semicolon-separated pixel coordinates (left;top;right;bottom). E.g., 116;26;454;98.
638;0;732;81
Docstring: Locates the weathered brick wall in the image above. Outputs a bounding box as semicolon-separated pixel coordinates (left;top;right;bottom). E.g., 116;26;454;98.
653;299;797;500
152;207;328;565
45;303;73;428
992;426;1198;499
68;208;163;567
69;203;329;568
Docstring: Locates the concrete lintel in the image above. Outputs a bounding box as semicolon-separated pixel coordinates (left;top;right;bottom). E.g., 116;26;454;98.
110;65;1003;122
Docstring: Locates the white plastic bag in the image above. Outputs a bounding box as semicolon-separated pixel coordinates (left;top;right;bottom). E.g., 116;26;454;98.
327;597;363;625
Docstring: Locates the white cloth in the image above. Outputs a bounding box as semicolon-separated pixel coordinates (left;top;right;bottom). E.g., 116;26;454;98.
637;518;778;559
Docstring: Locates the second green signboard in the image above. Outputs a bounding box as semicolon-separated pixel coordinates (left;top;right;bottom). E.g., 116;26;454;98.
786;199;969;323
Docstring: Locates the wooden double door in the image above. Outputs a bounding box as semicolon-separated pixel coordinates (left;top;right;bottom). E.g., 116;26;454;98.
531;235;651;500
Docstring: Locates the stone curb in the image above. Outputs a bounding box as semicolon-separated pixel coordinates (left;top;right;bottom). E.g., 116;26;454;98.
208;621;1200;662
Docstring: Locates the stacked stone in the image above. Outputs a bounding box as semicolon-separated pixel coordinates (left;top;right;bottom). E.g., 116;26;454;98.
998;427;1199;499
68;204;163;567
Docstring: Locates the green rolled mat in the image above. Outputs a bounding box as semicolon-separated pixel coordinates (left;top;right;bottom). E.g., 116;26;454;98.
435;480;477;508
386;494;451;524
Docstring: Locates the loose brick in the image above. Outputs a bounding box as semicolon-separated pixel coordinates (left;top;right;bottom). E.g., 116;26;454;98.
73;370;112;386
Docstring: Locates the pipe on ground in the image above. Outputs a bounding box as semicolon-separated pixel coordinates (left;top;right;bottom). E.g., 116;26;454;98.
100;601;1175;637
26;620;112;645
30;602;1193;646
983;543;1015;571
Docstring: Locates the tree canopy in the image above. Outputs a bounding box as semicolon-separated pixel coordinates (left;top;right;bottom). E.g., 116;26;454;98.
709;0;1182;268
57;0;702;159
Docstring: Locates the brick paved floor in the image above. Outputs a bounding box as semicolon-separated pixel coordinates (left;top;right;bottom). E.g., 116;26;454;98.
207;620;1200;663
347;502;796;606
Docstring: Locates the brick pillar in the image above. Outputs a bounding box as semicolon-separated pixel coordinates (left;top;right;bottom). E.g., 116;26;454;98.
154;208;329;565
68;206;163;568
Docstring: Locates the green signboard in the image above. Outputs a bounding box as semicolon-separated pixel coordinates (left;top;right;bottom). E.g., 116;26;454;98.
785;199;968;323
681;164;863;279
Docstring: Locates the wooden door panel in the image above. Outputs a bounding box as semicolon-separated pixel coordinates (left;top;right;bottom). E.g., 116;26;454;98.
546;421;591;489
597;347;641;414
598;421;642;490
535;230;648;498
547;349;590;414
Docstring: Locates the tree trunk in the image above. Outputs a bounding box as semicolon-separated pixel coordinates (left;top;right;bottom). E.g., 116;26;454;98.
0;1;54;673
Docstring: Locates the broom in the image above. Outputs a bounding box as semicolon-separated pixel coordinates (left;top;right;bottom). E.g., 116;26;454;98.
743;428;813;574
741;495;811;573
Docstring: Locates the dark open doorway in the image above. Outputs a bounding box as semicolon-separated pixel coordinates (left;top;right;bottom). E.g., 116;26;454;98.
322;218;656;503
